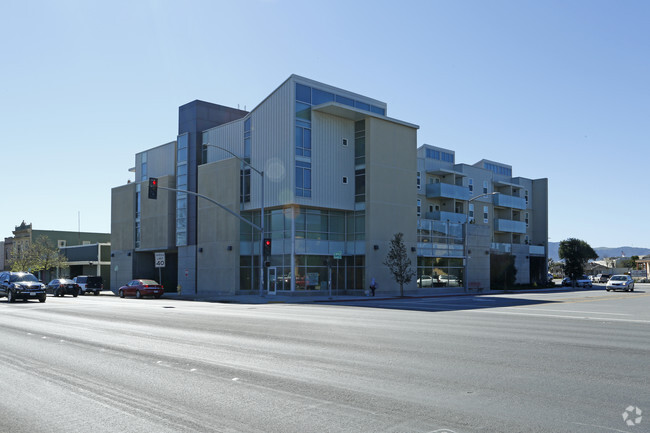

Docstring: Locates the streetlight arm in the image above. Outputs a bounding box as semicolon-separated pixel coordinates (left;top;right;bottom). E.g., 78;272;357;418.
204;144;263;176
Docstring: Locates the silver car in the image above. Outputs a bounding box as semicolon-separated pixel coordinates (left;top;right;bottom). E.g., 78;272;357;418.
606;275;635;292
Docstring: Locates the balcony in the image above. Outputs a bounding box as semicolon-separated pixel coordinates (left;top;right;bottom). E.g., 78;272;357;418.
494;219;527;234
426;183;469;201
423;211;467;224
529;245;545;256
493;193;526;210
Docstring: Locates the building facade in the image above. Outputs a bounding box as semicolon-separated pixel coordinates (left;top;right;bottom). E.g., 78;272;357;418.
111;75;548;296
2;221;111;284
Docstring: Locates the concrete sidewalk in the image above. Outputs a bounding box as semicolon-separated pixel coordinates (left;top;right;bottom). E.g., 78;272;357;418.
156;285;577;305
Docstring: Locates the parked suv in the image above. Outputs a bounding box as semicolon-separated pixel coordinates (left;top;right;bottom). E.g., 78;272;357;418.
0;271;47;302
73;275;103;295
595;274;611;283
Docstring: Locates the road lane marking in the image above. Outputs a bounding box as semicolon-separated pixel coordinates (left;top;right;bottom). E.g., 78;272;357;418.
513;308;630;316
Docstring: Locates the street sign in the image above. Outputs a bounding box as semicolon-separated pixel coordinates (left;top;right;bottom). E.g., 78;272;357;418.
155;252;166;268
333;251;342;260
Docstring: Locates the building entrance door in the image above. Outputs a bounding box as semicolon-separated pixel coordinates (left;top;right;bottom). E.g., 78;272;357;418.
267;267;277;295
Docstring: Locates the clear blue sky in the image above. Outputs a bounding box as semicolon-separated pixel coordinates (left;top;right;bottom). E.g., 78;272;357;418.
1;0;648;248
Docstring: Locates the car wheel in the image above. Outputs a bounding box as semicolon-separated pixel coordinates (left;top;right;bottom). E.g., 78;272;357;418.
606;289;610;292
7;290;15;303
136;290;142;299
119;289;124;298
73;290;78;297
39;295;46;303
94;291;99;296
154;295;162;299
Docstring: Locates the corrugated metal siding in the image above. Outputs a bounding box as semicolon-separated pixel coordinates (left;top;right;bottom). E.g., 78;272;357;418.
135;142;177;181
309;111;355;210
250;80;292;209
201;81;292;210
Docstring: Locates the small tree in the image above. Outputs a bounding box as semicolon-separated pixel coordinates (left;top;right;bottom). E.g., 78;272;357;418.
383;232;415;297
31;236;69;279
8;245;34;271
559;238;597;284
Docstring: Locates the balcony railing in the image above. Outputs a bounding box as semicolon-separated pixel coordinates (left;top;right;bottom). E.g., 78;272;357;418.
494;219;527;234
529;245;545;255
426;183;470;201
423;210;467;224
493;193;526;210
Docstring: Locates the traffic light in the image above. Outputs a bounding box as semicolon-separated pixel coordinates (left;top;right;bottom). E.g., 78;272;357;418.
263;238;271;257
148;177;158;199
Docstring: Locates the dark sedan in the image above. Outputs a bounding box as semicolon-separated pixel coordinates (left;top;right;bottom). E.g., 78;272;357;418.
47;279;80;297
117;279;164;299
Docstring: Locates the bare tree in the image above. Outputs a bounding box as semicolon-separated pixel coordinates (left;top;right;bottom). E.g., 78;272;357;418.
383;232;415;297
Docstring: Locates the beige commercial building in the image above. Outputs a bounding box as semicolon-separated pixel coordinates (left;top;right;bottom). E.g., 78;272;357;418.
111;75;548;297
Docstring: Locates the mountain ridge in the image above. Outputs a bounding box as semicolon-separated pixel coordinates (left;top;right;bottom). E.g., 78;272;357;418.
548;242;650;261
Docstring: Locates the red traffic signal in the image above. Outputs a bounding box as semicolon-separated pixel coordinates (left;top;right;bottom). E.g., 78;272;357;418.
148;177;158;199
263;238;271;257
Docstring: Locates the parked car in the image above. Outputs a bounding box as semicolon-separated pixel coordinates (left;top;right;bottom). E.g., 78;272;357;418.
0;271;47;303
417;275;436;287
47;278;80;297
562;276;592;288
439;275;460;287
73;275;103;295
547;273;554;283
595;274;611;283
606;274;635;292
117;279;164;298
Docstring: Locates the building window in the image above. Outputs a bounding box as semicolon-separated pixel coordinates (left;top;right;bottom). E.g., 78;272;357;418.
468;178;473;193
140;151;148;182
355;168;365;203
296;161;312;197
525;189;529;206
417;171;421;190
241;118;252;203
417;199;421;217
355;120;365;166
342;176;348;184
176;133;189;247
483;181;488;194
342;138;348;146
58;240;67;248
295;124;312;157
483;206;489;224
469;204;474;223
525;212;529;227
135;183;141;248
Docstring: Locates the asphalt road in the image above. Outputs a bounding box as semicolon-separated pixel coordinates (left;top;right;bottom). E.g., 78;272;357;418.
0;286;648;433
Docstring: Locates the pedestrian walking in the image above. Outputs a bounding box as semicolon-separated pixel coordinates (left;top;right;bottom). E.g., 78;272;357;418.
370;278;377;296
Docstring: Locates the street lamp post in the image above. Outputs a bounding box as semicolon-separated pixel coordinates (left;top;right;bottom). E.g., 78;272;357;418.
204;144;265;297
464;192;498;292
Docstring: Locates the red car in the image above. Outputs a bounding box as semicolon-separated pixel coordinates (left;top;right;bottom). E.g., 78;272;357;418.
117;279;164;299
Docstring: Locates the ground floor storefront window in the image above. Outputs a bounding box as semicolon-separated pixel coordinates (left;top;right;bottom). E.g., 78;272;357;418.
239;254;365;292
417;256;464;288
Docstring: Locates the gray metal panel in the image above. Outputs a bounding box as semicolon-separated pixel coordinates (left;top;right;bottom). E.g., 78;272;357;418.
135;142;177;181
309;111;356;210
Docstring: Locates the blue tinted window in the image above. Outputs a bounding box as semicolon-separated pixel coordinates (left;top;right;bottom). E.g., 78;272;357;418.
336;95;354;107
312;88;335;105
296;102;311;121
303;129;311;149
244;117;251;132
355;101;371;111
296;83;311;103
370;106;385;115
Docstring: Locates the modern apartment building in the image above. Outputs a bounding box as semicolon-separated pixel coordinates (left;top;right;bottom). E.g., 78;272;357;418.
111;75;547;296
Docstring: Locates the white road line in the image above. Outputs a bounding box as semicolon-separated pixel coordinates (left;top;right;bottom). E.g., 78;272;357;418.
516;308;630;316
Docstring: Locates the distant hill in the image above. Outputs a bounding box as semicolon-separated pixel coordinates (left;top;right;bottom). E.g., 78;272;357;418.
548;242;650;261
